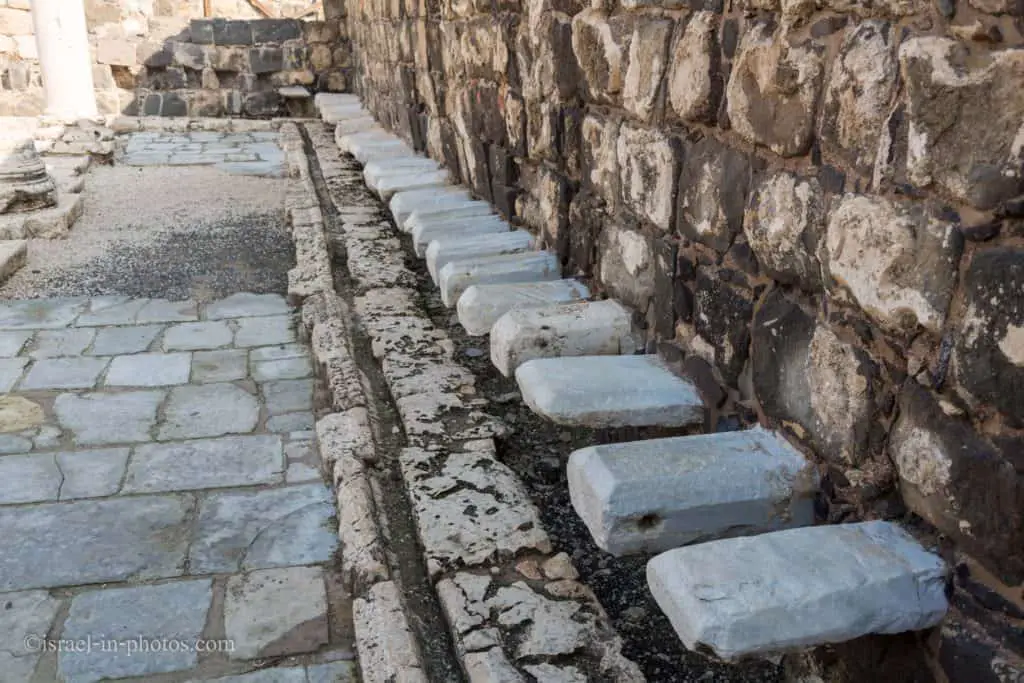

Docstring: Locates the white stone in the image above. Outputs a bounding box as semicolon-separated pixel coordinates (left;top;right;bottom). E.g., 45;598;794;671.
490;300;635;377
388;187;473;226
457;279;591;336
426;230;535;284
516;355;703;427
411;216;509;257
334;116;379;135
439;252;561;308
373;169;451;201
105;352;191;387
568;427;818;556
646;521;949;660
363;157;440;191
402;201;494;234
0;239;27;284
123;435;284;494
20;357;108;390
353;581;428;683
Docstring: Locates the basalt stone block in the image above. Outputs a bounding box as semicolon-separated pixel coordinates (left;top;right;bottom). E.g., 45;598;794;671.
213;19;253;46
210;45;249;72
172;42;208;70
653;238;678;339
617;122;680;231
890;381;1024;583
897;38;1024;209
693;267;752;385
726;22;824;157
955;247;1024;425
567;194;602;277
244;90;281;117
571;8;634;103
677;137;759;253
822;194;963;334
162;92;188;117
251;19;302;44
525;100;560;163
667;11;722;124
250;47;285;75
752;290;879;467
599;224;656;311
622;16;674;122
820;21;897;176
744;172;824;290
519;13;578;101
190;19;215;45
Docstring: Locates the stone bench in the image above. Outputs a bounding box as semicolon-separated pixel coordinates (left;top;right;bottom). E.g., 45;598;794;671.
403;202;495;234
516;355;703;427
438;252;561;307
647;521;949;660
389;187;473;226
410;216;510;257
456;280;591;336
373;170;450;202
426;230;534;284
489;299;635;377
567;427;818;555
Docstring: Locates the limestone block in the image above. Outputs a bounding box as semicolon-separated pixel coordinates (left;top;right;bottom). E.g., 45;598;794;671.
677;136;758;252
411;215;509;257
667;11;720;123
0;139;56;215
439;251;561;307
690;267;755;385
457;279;592;336
726;23;824;157
353;581;428;683
744;172;824;289
820;21;897;176
581;114;619;208
571;8;633;103
427;230;534;283
516;355;703;427
490;300;635;377
622;17;673;122
617;122;679;231
334;116;378;136
822;193;962;333
569;428;818;555
647;521;949;659
389;186;472;225
97;38;137;67
403;201;493;234
598;225;655;311
363;156;440;191
896;38;1024;209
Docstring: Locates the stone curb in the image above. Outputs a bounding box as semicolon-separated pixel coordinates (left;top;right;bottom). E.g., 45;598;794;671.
280;123;430;682
305;121;646;682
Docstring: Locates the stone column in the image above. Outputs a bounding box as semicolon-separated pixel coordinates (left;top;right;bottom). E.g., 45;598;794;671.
30;0;98;121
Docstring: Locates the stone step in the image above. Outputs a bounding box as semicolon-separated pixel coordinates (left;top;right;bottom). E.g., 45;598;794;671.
402;201;495;234
426;230;534;283
456;279;591;336
315;93;361;110
389;187;473;226
647;521;949;660
410;216;510;257
489;299;635;377
278;85;311;99
334;117;379;136
439;252;561;307
373;170;451;201
516;355;703;427
363;157;440;191
0;239;27;284
567;427;818;556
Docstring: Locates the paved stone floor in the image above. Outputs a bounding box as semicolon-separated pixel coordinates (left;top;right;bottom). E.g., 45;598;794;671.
119;132;286;177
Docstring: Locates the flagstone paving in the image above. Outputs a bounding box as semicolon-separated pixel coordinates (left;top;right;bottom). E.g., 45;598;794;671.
0;292;355;682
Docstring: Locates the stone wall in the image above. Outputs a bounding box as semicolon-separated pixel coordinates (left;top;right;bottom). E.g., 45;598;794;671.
0;0;351;116
339;0;1024;675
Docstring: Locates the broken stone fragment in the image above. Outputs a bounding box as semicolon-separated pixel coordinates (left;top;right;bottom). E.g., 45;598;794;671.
0;138;57;215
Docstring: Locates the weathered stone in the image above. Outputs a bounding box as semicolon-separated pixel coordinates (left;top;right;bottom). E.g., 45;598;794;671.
599;225;655;311
388;186;472;225
105;352;191;387
517;355;704;427
27;328;94;358
744;172;824;289
158;383;260;440
691;268;754;385
0;453;61;504
54;390;163;445
353;581;428;683
820;21;898;175
0;495;190;591
0;330;30;357
0;394;43;432
20;357;107;390
60;580;212;682
822;194;963;333
622;17;674;122
0;590;60;683
580;115;619;209
647;521;948;660
752;291;878;466
726;23;824;157
224;566;328;659
439;252;561;308
263;378;314;415
402;200;493;234
0;357;27;392
124;435;283;494
411;216;510;258
192;348;249;383
569;428;818;555
457;280;592;336
677;137;757;252
897;38;1024;208
667;12;720;123
617;123;679;231
571;9;632;103
955;247;1024;424
427;231;535;284
0;138;56;215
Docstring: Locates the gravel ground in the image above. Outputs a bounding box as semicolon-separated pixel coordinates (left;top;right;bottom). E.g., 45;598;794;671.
1;164;293;301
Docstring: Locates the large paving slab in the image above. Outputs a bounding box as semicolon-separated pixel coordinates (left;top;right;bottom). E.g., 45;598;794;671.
646;521;949;659
567;427;819;555
456;279;591;336
516;354;705;427
439;251;562;307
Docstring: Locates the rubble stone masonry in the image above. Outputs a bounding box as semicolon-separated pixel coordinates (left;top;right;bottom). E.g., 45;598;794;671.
335;0;1024;674
0;0;352;116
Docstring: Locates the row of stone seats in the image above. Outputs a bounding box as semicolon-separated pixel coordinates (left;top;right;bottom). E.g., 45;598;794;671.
317;95;950;664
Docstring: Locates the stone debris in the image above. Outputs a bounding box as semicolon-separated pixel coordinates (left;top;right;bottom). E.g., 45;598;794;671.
517;355;704;427
646;521;949;660
426;230;535;284
457;279;592;336
439;251;561;307
490;299;636;377
567;427;819;555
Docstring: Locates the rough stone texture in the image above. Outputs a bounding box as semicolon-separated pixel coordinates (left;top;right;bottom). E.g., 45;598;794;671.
647;521;949;660
438;251;561;307
666;12;720;124
456;280;591;336
617;123;679;231
744;172;824;289
426;230;534;284
353;581;428;683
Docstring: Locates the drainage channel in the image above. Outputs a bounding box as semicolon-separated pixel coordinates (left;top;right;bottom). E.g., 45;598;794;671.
298;123;466;683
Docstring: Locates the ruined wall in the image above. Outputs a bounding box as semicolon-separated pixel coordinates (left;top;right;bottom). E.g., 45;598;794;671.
0;0;351;116
341;0;1024;675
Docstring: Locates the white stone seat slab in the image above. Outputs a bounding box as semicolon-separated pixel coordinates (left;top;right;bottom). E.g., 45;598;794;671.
334;124;386;149
364;157;440;190
389;187;474;225
567;427;818;556
426;230;534;283
315;93;361;110
334;117;380;136
321;106;368;124
411;216;510;257
646;521;949;660
489;299;635;377
402;201;495;234
352;141;416;165
374;169;451;201
439;252;561;307
515;355;703;427
457;279;591;336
